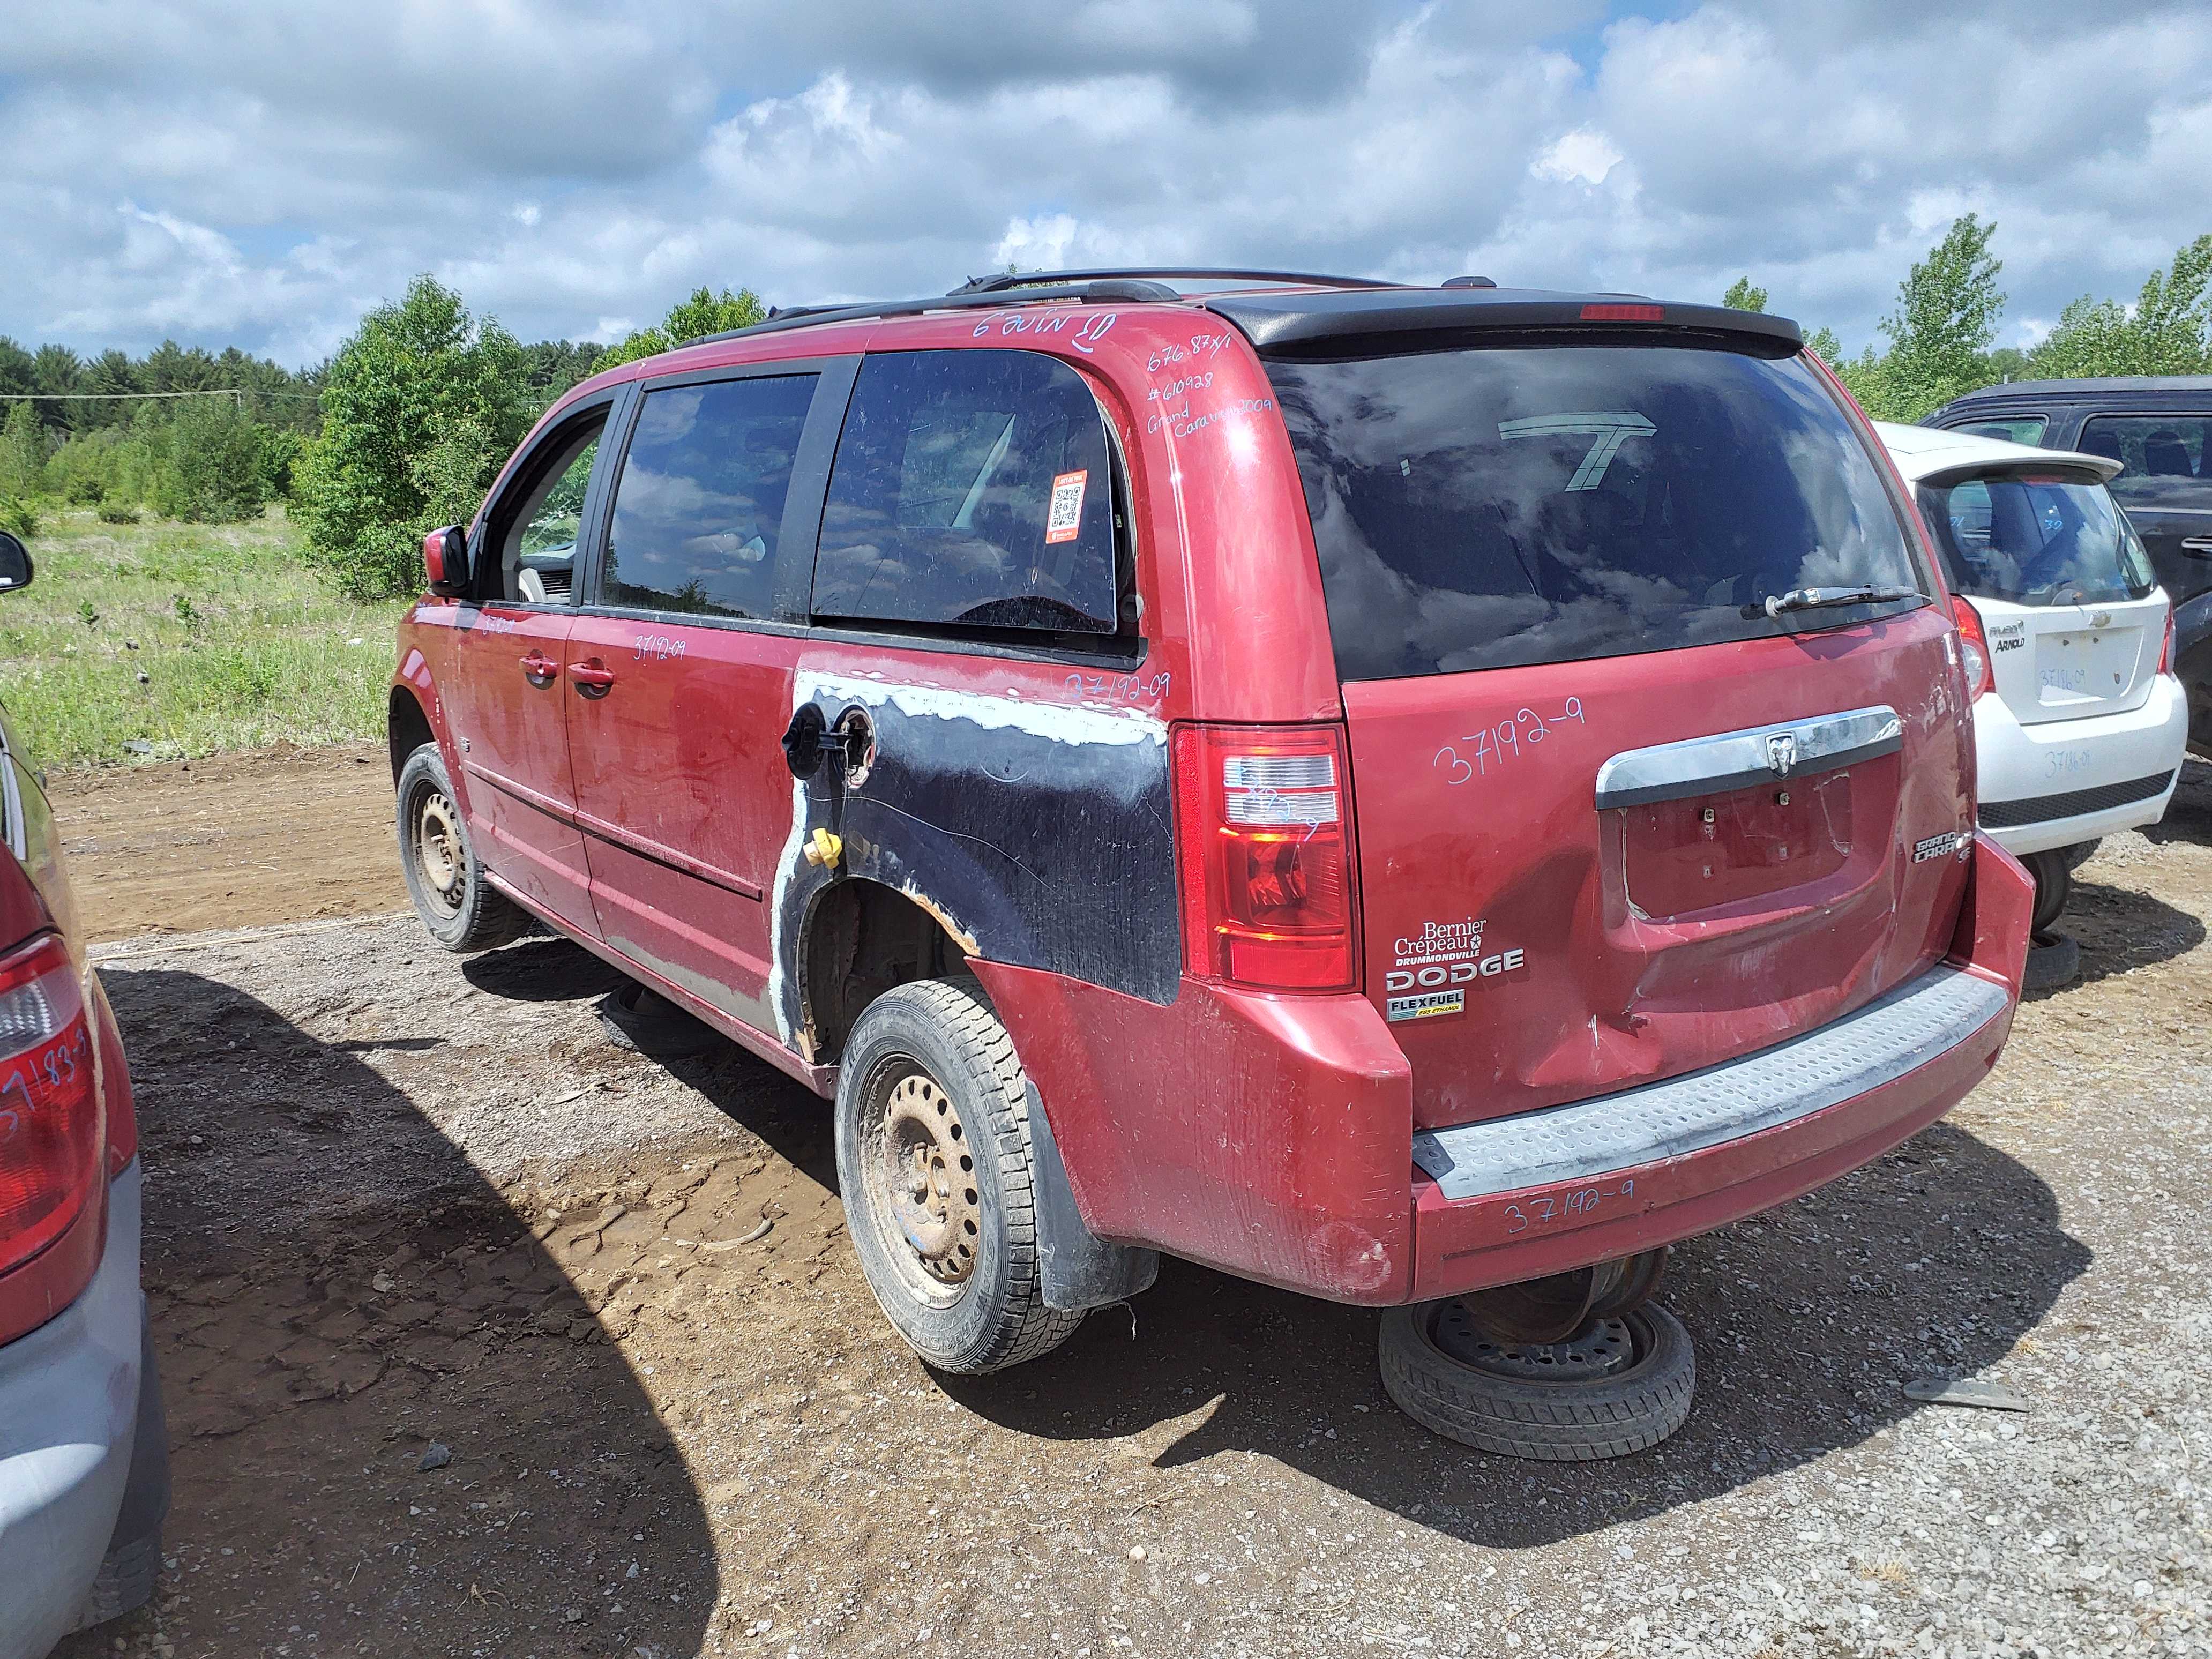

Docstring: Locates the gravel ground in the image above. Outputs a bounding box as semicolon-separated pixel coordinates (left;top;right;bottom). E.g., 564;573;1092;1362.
56;765;2212;1658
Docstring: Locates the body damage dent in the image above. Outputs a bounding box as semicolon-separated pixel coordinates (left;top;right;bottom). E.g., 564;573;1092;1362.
768;672;1178;1049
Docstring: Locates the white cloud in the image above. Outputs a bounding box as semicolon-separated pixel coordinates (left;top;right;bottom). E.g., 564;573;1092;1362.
1533;130;1623;188
0;3;2207;361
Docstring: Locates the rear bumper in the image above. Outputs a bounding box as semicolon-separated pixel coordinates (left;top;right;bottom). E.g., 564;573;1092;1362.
1406;965;2010;1298
984;835;2031;1310
0;1162;148;1659
1974;672;2187;856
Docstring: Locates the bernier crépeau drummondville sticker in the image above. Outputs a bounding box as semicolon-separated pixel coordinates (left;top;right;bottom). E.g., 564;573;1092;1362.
1384;916;1525;1020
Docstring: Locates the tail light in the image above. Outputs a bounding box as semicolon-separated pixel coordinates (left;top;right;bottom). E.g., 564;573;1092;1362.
1952;596;1994;698
2159;606;2176;676
1172;724;1358;991
0;932;99;1287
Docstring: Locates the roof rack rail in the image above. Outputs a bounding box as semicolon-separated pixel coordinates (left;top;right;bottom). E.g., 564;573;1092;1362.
684;276;1174;350
951;267;1398;295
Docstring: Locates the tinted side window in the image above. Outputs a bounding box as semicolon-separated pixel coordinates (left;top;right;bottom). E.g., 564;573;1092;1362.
1954;416;2048;446
2076;414;2212;503
813;350;1119;634
601;375;818;618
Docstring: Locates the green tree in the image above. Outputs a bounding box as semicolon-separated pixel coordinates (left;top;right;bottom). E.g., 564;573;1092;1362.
152;395;272;523
591;286;766;373
2030;234;2212;379
31;345;83;436
298;274;533;599
0;401;47;500
1862;214;2006;421
1721;277;1769;312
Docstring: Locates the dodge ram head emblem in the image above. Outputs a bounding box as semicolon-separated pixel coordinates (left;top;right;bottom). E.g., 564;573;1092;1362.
1766;733;1798;777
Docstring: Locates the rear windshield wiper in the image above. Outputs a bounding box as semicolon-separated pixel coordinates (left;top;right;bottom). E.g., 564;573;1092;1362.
1751;584;1924;619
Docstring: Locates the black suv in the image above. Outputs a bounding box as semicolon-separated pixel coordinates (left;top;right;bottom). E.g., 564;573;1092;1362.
1926;377;2212;752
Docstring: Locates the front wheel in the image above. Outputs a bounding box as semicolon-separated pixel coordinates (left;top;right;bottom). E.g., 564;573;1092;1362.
395;742;527;952
834;977;1083;1374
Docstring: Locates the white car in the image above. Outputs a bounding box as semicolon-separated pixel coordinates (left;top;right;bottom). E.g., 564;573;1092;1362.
1879;421;2188;952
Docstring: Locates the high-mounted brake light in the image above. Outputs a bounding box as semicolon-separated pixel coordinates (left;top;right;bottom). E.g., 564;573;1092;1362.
1952;595;1994;699
1581;304;1665;322
1172;724;1358;992
0;932;98;1295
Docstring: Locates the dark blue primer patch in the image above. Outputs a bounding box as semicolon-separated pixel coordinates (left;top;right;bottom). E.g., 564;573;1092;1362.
773;682;1180;1041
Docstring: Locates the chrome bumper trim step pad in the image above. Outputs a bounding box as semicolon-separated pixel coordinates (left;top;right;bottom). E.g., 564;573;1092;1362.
1411;965;2009;1202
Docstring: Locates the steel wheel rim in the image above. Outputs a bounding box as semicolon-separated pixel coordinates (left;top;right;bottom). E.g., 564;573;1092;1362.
1430;1302;1638;1382
860;1057;979;1306
412;786;466;918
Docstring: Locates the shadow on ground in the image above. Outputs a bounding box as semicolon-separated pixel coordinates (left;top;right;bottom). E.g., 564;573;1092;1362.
2142;755;2212;848
56;965;716;1659
452;943;2091;1557
2033;879;2207;996
936;1117;2087;1549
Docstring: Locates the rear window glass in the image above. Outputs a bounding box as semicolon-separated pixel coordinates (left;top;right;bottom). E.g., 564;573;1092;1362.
1918;470;2155;606
813;350;1119;635
1954;416;2048;446
601;374;817;618
1270;345;1925;681
2075;415;2211;503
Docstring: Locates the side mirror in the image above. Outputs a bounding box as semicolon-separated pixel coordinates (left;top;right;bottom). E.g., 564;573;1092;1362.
423;526;471;597
0;533;32;595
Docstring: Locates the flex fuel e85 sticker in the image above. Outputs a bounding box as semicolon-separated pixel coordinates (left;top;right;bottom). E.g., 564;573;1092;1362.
1384;916;1526;1021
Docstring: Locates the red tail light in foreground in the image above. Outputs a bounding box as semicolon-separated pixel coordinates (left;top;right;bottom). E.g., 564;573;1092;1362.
0;932;99;1284
1173;724;1359;991
2159;606;2176;676
1952;596;1994;698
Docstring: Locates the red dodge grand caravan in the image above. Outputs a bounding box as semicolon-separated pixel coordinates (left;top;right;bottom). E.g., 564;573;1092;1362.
388;271;2032;1452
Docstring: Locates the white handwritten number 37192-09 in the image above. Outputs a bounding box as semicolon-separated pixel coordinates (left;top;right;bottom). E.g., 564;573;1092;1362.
1434;699;1586;786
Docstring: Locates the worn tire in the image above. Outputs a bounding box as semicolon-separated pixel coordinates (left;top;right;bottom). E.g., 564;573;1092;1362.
2022;929;2081;993
834;977;1083;1374
2022;848;2073;936
1379;1302;1696;1461
395;743;527;953
71;1530;161;1631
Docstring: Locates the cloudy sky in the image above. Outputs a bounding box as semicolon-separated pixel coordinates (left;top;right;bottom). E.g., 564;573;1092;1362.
4;0;2210;368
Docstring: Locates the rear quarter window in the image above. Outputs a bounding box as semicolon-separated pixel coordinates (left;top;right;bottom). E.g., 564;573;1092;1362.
1271;343;1926;681
812;349;1121;636
1953;416;2049;446
2075;414;2212;504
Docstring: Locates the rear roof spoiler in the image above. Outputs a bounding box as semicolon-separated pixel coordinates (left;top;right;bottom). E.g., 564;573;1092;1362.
1201;287;1805;354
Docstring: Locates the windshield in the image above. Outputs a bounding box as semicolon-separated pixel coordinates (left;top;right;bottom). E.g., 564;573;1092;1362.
1918;469;2155;607
1269;343;1926;681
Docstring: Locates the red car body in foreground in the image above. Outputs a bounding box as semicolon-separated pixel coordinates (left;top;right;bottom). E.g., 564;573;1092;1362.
387;273;2032;1374
0;530;168;1658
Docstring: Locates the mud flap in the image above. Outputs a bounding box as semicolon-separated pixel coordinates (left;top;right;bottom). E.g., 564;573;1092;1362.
1025;1082;1158;1311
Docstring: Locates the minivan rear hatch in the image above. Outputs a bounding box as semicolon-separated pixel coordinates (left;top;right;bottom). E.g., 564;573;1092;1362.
1257;315;1973;1131
1917;462;2165;724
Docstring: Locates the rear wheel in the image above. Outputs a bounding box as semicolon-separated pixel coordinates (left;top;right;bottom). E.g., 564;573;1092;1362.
395;743;527;952
2021;847;2074;935
834;977;1082;1374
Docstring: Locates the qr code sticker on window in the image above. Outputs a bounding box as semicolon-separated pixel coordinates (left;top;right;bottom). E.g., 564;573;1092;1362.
1045;469;1087;544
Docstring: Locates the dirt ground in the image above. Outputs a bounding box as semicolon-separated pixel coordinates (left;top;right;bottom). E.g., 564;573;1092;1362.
48;745;405;942
48;758;2212;1657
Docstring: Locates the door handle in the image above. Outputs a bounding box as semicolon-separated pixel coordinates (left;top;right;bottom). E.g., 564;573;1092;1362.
519;650;557;685
2181;536;2212;557
569;659;616;698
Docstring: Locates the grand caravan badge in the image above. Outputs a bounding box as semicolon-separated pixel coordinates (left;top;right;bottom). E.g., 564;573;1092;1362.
1384;916;1526;1019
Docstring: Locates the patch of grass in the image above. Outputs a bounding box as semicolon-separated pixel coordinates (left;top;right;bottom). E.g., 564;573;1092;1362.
0;508;408;768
